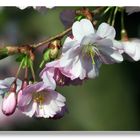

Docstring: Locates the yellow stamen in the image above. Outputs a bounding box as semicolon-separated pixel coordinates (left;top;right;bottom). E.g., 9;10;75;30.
82;44;96;64
90;48;95;64
33;92;45;109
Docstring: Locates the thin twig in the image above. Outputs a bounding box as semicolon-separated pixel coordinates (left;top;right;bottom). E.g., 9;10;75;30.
0;27;72;57
32;27;72;49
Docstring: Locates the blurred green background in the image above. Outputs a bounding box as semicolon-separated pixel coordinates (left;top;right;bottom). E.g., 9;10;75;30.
0;7;140;131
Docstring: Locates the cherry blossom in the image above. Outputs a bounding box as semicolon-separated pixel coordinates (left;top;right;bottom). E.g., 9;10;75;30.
40;60;84;88
122;39;140;61
58;19;123;80
18;82;66;118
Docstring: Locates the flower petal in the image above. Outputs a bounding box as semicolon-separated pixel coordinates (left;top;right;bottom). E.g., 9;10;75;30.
62;37;76;53
70;56;86;80
41;72;56;90
16;78;22;92
38;90;66;118
96;23;116;39
17;89;32;107
123;41;136;56
2;92;17;115
82;56;101;78
72;19;95;42
97;39;123;63
48;90;66;103
0;77;15;89
19;101;37;117
133;44;140;61
0;77;22;93
113;40;124;54
81;33;97;46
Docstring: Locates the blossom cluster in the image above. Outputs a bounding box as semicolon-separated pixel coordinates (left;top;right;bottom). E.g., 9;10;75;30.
0;7;140;119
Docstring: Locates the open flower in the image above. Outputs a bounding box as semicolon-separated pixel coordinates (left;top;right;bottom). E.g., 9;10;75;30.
18;81;66;118
58;19;123;80
122;39;140;61
40;60;84;88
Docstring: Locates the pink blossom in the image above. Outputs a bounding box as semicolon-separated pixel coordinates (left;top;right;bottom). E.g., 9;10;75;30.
58;19;123;80
40;60;84;88
18;82;66;118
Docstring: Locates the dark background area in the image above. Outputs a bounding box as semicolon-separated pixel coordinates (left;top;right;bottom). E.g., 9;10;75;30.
0;7;140;131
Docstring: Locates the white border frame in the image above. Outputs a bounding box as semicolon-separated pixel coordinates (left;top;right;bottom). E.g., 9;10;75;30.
0;0;140;7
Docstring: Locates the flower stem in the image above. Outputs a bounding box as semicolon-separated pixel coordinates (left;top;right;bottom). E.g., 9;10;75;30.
121;9;125;30
24;66;28;81
15;57;25;80
111;7;118;26
101;6;112;17
107;7;115;25
29;59;36;82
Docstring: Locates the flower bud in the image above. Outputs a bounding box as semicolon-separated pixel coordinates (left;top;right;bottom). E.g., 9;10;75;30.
43;49;51;62
40;40;60;68
17;80;28;104
2;82;17;116
49;40;60;59
39;49;51;68
121;29;128;41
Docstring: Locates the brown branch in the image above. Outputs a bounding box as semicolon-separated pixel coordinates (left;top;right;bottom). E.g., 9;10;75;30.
0;7;106;59
32;27;72;49
0;45;32;57
6;46;31;54
0;27;72;58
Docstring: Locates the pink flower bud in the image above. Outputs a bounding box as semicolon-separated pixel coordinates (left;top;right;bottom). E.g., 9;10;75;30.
17;80;28;105
2;92;17;116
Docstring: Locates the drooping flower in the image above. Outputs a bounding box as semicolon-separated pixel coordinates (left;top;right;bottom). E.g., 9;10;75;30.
18;81;66;118
121;39;140;61
58;19;123;80
40;60;84;88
